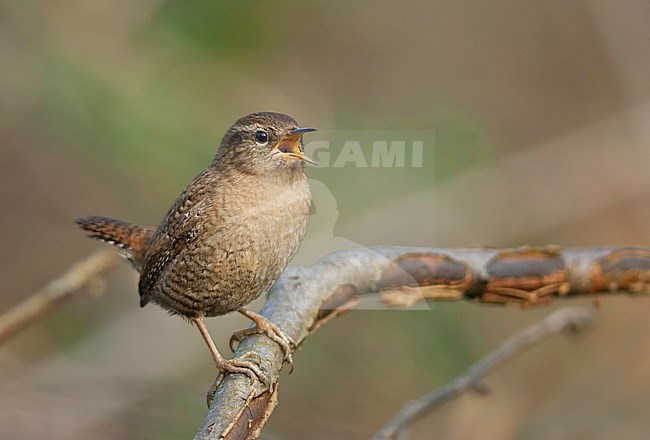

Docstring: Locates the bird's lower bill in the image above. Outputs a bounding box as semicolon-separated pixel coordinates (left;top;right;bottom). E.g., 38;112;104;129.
275;135;316;165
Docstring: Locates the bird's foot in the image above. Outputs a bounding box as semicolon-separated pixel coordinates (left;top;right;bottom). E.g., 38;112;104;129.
206;351;270;406
230;309;296;367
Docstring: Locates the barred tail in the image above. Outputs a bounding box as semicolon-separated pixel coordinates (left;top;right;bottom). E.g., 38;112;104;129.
75;216;154;272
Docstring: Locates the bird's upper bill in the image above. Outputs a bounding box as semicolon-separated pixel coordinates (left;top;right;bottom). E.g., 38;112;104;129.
275;127;317;165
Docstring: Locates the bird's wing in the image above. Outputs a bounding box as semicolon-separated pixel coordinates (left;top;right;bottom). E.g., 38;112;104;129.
138;169;219;306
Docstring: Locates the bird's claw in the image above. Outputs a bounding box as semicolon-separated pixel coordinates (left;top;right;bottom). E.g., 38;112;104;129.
206;351;270;406
230;317;296;368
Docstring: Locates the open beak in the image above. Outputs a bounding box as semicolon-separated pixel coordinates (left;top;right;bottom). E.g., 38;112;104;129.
275;127;318;165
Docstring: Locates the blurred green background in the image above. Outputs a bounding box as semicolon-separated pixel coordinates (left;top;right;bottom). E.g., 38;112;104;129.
2;1;650;439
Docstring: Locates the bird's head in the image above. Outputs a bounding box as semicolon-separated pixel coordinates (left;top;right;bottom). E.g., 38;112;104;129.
213;112;317;174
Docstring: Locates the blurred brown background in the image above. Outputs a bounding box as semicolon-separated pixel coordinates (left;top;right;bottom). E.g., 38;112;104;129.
2;1;650;439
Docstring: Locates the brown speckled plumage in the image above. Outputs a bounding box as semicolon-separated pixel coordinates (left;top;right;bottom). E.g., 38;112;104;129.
76;112;314;396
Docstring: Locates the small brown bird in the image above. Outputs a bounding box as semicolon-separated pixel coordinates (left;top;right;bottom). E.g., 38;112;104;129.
76;112;315;395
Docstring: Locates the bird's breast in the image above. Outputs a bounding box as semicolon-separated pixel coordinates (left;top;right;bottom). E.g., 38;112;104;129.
198;175;311;315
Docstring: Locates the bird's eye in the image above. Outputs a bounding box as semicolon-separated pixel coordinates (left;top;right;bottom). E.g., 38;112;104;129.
254;130;269;144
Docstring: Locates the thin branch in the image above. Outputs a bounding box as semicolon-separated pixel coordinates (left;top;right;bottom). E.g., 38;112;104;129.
195;246;648;439
2;245;642;437
370;305;598;440
4;243;644;439
0;250;119;343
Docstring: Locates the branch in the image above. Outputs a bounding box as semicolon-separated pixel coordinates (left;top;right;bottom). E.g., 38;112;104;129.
0;250;120;343
195;246;649;439
370;305;597;440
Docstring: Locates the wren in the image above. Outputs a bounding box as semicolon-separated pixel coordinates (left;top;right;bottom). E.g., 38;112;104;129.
76;112;316;400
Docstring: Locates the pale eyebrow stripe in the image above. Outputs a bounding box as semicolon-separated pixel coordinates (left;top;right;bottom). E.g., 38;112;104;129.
234;124;260;132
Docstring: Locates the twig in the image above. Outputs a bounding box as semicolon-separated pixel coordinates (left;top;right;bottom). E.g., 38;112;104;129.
370;305;598;440
0;250;119;343
2;245;641;438
194;245;646;439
